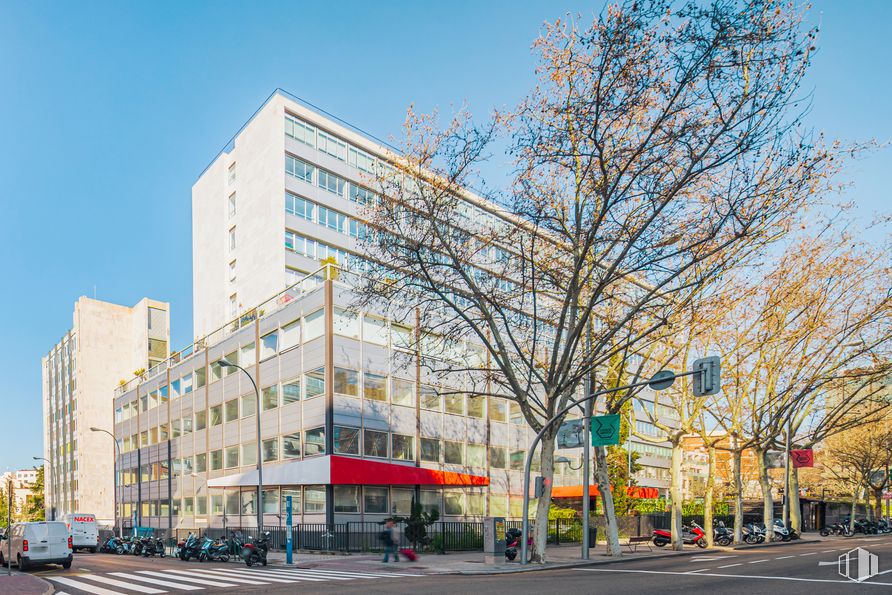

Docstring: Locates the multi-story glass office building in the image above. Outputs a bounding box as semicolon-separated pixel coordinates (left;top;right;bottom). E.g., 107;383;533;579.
112;90;674;529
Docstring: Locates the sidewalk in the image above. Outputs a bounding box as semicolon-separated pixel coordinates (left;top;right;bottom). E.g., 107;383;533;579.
0;572;53;595
267;543;695;575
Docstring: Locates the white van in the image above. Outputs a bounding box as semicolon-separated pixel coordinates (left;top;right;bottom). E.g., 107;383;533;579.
64;512;99;552
0;521;72;570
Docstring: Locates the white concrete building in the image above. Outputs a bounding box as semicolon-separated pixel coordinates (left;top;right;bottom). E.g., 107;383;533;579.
42;297;169;525
1;469;39;519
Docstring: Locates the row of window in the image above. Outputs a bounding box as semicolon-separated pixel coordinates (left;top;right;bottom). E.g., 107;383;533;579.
285;115;377;175
126;485;532;519
286;192;365;238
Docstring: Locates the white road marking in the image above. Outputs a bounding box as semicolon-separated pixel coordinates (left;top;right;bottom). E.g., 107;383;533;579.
47;577;127;595
283;567;418;578
800;552;817;556
74;574;167;594
776;555;795;559
749;559;769;564
169;568;270;585
136;570;237;587
822;549;837;553
577;567;892;586
687;568;710;573
109;571;204;590
196;567;315;583
690;555;735;562
718;563;743;568
237;568;352;581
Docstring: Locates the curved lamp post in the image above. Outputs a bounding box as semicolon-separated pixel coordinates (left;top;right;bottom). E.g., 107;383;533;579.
32;456;55;521
219;358;263;534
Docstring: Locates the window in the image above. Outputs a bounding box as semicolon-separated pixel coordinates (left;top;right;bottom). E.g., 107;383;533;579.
420;386;440;411
304;486;326;513
348;147;375;173
212;495;224;515
317;168;345;196
392;378;414;406
334;368;359;397
444;492;465;516
467;396;485;418
467;444;486;468
489;398;507;422
334;486;359;513
282;378;301;404
363;373;387;402
260;331;278;359
223;350;238;375
420;490;440;515
195;410;207;430
210;449;223;470
444;394;465;415
420;438;440;463
489;447;507;469
391;488;413;515
229;226;236;251
240;342;255;364
262;438;278;462
228;162;236;184
262;488;279;514
510;450;525;471
467;493;485;516
305;427;325;456
241;490;256;515
211;360;222;382
362;316;388;345
281;489;301;516
195;367;206;388
240;393;256;417
262;385;279;410
225;491;239;515
195;452;207;472
364;430;388;458
228;193;236;218
182;373;193;394
210;405;222;427
364;487;388;514
224;399;239;423
285;155;315;183
317;130;346;161
391;324;413;350
285;192;314;221
510;402;525;425
304;309;324;341
392;434;414;461
225;446;239;468
229;260;236;282
444;441;464;465
242;442;257;466
333;426;360;455
305;367;325;398
182;415;193;434
285;116;315;147
490;494;508;517
281;319;301;350
333;307;359;338
318;205;348;233
282;433;301;459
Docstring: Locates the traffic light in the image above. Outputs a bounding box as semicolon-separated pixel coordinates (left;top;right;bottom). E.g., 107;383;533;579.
692;356;721;397
534;476;552;498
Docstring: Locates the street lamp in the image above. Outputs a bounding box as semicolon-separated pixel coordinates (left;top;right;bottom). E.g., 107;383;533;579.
555;456;583;471
32;456;55;521
90;428;123;538
219;358;263;534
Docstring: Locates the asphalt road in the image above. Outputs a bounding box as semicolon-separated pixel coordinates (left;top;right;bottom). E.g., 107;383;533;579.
21;534;892;594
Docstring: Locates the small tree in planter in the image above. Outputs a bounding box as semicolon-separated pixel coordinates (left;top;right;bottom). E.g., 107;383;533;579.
393;497;439;552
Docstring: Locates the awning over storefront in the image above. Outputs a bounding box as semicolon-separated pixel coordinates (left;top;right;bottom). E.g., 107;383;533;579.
551;485;660;499
208;455;489;489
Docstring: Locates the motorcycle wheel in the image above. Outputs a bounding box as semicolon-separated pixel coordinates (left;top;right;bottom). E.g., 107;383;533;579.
718;537;732;547
505;549;517;561
820;529;830;537
262;559;267;566
245;555;255;567
116;545;125;555
696;539;708;549
198;553;206;562
181;553;190;561
220;553;230;563
652;538;669;547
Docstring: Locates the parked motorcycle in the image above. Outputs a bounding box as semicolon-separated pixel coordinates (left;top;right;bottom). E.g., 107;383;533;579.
177;532;202;561
820;521;853;537
877;518;891;533
241;532;271;567
99;536;127;554
505;527;523;561
742;523;765;544
198;536;230;562
773;519;799;541
714;521;733;547
140;537;166;558
652;522;708;548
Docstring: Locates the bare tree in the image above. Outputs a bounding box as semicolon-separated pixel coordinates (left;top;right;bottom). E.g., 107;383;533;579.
355;0;833;561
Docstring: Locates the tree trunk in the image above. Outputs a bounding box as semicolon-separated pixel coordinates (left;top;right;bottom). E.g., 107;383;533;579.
704;443;716;548
756;448;775;541
874;488;883;520
594;445;621;557
669;440;683;550
789;466;801;533
732;447;744;544
530;432;556;563
849;486;858;532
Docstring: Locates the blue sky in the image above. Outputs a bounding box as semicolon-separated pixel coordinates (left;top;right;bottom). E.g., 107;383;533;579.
1;1;888;472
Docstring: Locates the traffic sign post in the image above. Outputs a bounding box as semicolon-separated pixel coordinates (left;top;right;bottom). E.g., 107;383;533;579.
286;495;293;565
692;356;721;397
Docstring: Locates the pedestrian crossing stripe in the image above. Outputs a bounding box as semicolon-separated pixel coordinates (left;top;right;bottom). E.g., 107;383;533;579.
47;565;419;594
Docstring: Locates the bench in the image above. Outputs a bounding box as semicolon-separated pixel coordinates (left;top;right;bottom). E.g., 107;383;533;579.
623;535;653;552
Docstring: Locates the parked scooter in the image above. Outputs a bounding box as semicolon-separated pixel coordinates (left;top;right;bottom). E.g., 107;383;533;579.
742;523;765;544
505;527;523;561
140;536;166;558
714;521;733;547
198;536;230;562
877;518;891;534
241;532;271;567
100;536;127;554
773;519;799;541
652;522;708;548
177;532;202;561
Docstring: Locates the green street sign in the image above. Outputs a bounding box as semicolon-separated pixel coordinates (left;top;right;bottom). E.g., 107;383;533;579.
591;414;621;446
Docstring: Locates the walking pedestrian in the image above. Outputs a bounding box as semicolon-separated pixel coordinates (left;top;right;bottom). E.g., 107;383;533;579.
381;518;400;563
